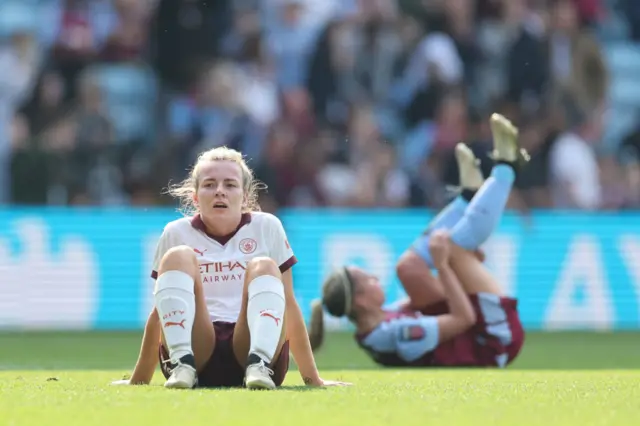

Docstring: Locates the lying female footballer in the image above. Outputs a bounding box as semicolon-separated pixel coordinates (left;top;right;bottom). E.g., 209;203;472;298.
310;114;526;368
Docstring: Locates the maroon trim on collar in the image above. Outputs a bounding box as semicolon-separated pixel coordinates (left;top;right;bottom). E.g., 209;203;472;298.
190;212;252;245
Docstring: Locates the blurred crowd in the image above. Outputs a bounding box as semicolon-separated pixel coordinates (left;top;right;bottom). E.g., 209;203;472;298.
3;0;640;212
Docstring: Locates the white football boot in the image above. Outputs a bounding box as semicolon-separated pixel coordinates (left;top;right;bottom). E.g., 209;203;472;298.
245;358;276;390
164;360;197;389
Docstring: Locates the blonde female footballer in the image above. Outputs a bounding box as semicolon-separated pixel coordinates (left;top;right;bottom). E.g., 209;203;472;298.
113;147;350;389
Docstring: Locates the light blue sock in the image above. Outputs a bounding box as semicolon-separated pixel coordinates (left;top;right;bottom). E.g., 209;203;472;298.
426;196;469;232
450;164;515;250
410;196;468;265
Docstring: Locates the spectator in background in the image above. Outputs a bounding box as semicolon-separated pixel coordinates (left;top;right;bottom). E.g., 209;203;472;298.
598;154;631;210
549;100;603;210
2;0;631;213
99;0;151;62
503;0;548;110
253;121;299;209
512;111;553;209
265;0;322;90
152;0;232;92
620;0;640;42
166;61;259;174
441;0;482;92
236;33;280;136
0;25;40;204
306;19;356;125
9;113;48;204
547;0;608;113
221;4;262;59
52;0;117;100
22;70;68;135
317;139;410;208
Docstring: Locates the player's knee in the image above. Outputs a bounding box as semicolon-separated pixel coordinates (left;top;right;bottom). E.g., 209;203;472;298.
396;251;423;282
246;256;281;280
245;257;285;298
159;245;199;276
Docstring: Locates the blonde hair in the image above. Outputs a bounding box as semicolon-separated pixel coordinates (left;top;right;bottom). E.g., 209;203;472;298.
166;146;264;215
308;300;325;352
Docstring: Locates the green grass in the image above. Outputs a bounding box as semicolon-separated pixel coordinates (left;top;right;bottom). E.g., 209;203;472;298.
1;332;640;425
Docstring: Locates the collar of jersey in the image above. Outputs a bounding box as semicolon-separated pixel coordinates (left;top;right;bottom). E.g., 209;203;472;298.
190;212;252;245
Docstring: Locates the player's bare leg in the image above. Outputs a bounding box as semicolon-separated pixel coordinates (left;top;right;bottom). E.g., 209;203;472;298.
448;242;522;365
395;252;443;309
396;142;485;309
448;244;503;295
233;257;287;390
155;245;216;389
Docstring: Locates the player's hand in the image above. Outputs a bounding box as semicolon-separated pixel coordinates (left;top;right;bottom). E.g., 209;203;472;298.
309;378;352;387
111;377;149;385
429;230;451;269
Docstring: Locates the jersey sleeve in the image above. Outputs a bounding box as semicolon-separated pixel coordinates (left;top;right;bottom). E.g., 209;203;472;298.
267;215;297;273
361;315;439;363
150;226;180;279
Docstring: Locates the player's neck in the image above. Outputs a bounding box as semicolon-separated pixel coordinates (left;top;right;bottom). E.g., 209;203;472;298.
354;309;386;335
201;215;241;237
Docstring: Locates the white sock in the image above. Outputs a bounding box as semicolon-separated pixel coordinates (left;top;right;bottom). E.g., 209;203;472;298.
247;275;286;364
154;270;196;363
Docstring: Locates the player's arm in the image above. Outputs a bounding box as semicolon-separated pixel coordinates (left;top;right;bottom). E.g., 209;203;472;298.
429;231;476;343
268;215;322;384
283;269;323;385
114;226;175;385
270;214;349;386
364;315;441;363
308;299;324;351
128;309;161;384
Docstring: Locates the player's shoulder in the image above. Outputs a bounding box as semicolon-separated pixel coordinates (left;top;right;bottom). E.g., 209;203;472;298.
249;211;285;230
162;216;193;235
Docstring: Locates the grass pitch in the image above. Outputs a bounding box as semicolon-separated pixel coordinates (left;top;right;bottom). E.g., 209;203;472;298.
1;332;639;426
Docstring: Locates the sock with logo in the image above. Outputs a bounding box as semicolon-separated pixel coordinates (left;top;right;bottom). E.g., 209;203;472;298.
450;163;515;250
154;270;196;365
246;275;286;364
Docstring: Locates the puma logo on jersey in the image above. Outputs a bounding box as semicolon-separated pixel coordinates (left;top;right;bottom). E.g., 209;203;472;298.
164;319;186;329
193;248;207;256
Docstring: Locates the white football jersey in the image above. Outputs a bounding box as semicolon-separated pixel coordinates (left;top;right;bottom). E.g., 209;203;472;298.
151;212;296;323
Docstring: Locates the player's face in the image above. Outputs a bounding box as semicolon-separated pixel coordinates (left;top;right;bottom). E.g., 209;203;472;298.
350;267;385;308
195;160;245;220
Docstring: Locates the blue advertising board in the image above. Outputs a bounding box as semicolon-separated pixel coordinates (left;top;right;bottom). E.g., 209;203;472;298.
1;208;639;331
